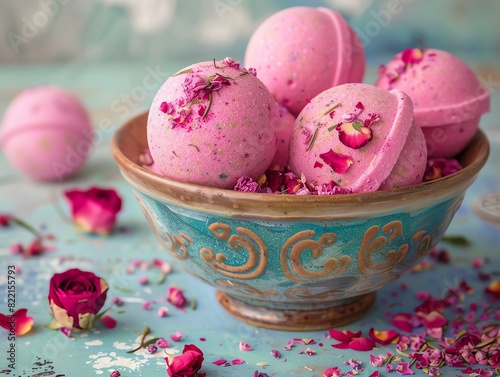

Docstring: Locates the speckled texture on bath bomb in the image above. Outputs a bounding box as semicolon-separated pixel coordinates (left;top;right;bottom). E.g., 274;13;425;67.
244;6;365;116
270;104;295;169
147;59;280;189
289;83;427;193
376;48;490;158
0;85;93;181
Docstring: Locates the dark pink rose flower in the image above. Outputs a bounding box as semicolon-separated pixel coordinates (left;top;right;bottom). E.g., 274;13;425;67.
64;187;122;235
165;344;205;377
48;268;109;330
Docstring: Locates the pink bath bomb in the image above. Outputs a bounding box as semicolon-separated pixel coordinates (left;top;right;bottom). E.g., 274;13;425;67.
376;48;490;158
270;104;296;169
0;86;93;181
147;58;280;189
289;83;427;193
244;6;365;116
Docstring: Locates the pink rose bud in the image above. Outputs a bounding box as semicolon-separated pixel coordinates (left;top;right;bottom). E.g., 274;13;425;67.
142;301;152;310
156;338;170;348
48;268;108;330
158;306;168;317
139;276;149;285
64;186;122;235
167;287;187;308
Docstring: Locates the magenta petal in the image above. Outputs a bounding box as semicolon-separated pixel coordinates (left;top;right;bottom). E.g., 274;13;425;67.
231;359;244;365
418;311;448;329
319;150;353;174
213;359;227;366
349;337;376;351
391;313;415;332
331;342;351;350
60;327;72;338
401;48;424;65
100;315;117;329
328;328;354;343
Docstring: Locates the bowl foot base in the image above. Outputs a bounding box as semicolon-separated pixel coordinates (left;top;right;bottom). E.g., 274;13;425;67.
216;291;376;331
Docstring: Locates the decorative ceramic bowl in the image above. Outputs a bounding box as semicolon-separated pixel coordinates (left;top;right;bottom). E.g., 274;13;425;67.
111;111;489;331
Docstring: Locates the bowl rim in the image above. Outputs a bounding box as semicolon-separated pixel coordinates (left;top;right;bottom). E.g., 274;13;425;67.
111;111;490;218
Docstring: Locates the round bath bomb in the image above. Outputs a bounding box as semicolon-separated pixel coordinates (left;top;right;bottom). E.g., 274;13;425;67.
376;48;490;158
289;83;427;193
147;58;280;189
0;85;93;181
269;104;295;169
244;6;365;116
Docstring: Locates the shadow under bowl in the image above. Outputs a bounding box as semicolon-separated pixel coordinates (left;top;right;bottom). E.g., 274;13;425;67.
111;111;489;330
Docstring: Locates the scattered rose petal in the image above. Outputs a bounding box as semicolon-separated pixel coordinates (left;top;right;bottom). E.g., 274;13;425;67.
213;359;227;366
485;280;500;299
100;315;117;329
391;313;417;332
158;306;168;317
167;287;188;308
270;350;281;359
370;354;385;367
170;331;182;342
111;297;124;307
401;48;424;66
139;276;149;285
319;150;353;174
336;121;373;149
110;370;121;377
64;186;122;235
304;347;316;355
156;338;170;348
231;359;245;365
142;302;152;310
147;344;158;354
323;366;343;377
239;341;253;351
0;308;34;336
395;361;414;375
369;328;400;345
60;327;72;338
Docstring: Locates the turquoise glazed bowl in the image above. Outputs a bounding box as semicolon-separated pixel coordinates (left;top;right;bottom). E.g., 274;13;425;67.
111;111;489;330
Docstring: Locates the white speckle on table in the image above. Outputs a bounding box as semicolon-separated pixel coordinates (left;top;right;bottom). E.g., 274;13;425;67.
122;297;145;303
89;351;148;371
144;287;152;295
114;341;133;350
85;339;103;346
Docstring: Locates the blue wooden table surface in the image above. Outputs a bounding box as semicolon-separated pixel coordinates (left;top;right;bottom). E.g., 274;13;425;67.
0;61;499;376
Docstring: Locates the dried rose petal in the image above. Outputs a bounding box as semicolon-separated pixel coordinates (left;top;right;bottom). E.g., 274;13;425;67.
391;313;417;332
221;57;240;69
100;315;117;329
170;331;182;342
304;348;316;355
319;150;353;174
336;121;372;149
231;359;245;365
239;341;253;351
370;354;385;367
323;367;343;377
417;310;448;329
0;308;34;336
213;359;227;366
0;214;11;226
401;48;424;66
368;328;400;345
270;350;281;359
485;280;500;298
